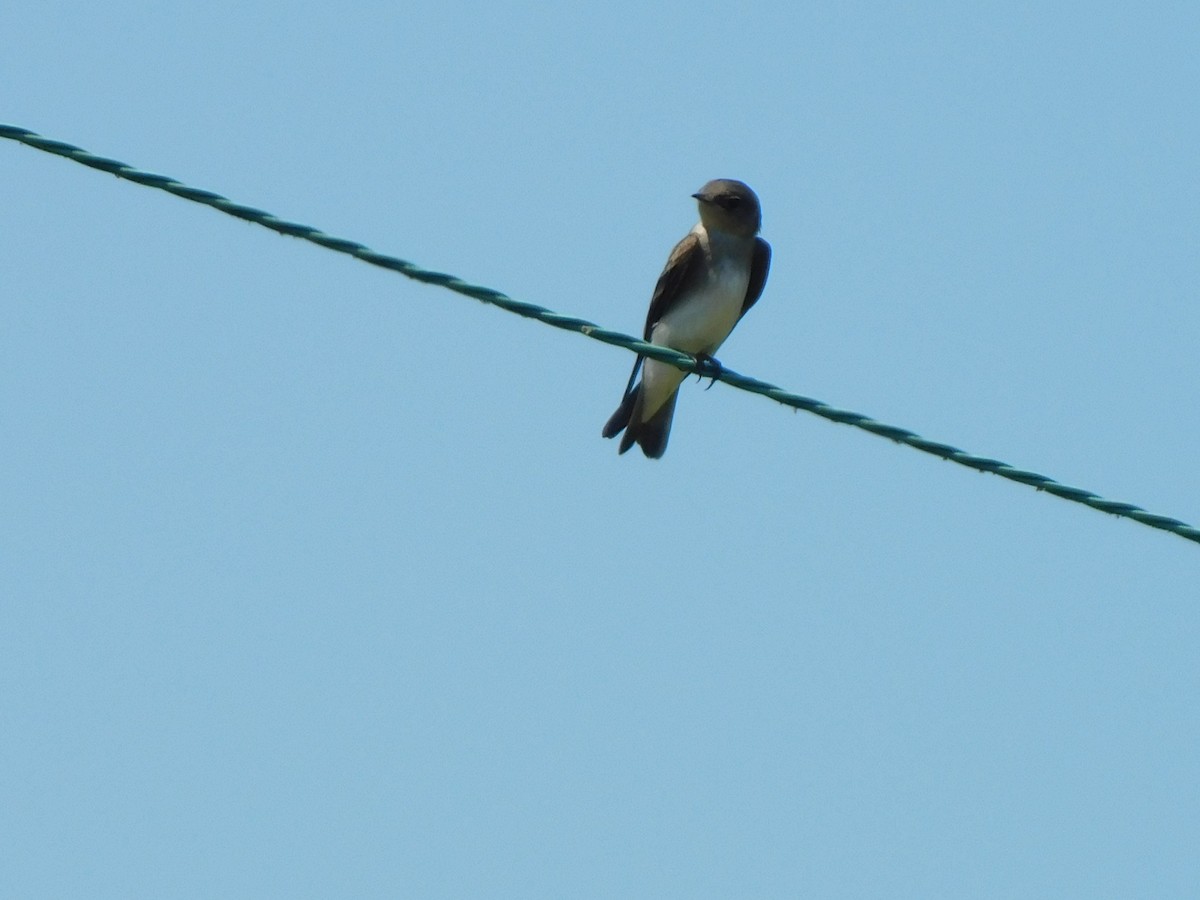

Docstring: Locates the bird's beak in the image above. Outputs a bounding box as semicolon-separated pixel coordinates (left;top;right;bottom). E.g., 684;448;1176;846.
691;192;707;202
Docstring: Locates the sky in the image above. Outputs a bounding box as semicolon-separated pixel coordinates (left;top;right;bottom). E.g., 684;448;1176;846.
3;2;1199;897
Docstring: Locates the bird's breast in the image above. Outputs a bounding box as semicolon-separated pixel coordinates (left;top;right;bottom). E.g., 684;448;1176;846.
652;259;750;356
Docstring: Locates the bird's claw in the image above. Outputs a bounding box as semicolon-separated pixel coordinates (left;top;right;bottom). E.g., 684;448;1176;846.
693;354;723;390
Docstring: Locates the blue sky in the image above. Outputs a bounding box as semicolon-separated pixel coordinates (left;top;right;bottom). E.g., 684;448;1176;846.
3;2;1199;897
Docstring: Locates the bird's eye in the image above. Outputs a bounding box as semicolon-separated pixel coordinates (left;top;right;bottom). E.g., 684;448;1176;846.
722;196;742;209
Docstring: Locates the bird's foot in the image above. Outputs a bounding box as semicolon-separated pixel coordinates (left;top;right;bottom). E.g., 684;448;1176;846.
692;354;723;390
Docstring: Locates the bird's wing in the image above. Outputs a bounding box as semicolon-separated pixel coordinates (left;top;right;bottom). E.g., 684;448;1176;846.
614;231;704;398
643;231;703;340
739;237;772;320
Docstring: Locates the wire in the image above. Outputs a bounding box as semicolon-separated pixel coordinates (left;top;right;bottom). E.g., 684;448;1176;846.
4;123;1196;546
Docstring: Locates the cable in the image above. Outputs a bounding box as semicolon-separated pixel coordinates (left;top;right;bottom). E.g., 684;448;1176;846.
4;123;1196;546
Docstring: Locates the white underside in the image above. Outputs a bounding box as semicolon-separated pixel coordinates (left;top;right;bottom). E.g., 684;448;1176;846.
641;227;750;420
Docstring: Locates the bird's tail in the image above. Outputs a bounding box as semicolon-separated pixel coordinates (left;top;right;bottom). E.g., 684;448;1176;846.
602;388;637;440
602;356;642;441
603;382;678;459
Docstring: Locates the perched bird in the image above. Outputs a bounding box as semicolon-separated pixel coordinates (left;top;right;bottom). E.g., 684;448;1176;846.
602;179;771;458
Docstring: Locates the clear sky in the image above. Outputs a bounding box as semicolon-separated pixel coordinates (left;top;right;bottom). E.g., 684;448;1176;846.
4;2;1199;897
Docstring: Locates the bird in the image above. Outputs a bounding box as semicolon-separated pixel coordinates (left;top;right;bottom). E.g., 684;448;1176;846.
602;179;771;458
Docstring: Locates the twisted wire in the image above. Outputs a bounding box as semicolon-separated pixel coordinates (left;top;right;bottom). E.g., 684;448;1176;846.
4;123;1196;546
